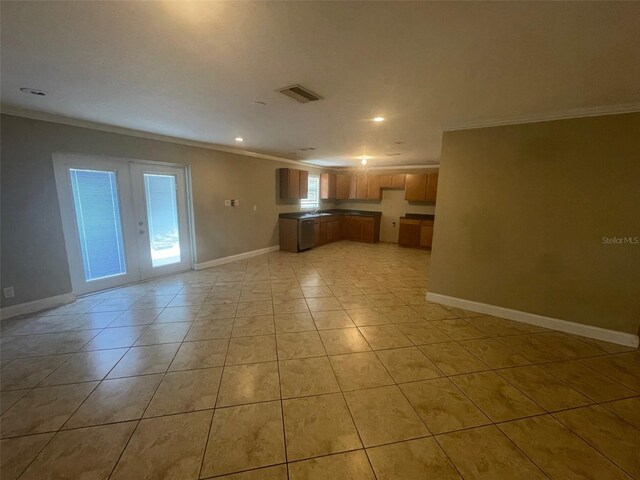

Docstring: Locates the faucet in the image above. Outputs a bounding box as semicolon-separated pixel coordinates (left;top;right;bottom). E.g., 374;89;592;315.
312;208;320;214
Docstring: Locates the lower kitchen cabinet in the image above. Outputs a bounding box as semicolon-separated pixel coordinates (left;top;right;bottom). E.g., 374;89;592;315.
342;215;379;243
280;213;381;252
398;217;434;249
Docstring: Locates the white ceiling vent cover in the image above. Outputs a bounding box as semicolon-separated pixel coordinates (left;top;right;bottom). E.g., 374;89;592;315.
277;84;323;103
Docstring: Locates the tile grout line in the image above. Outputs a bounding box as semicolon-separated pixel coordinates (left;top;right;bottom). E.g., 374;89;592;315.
105;291;200;480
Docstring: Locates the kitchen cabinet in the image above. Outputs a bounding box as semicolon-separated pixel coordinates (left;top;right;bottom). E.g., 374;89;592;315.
355;174;368;199
315;215;340;246
379;175;392;188
380;174;406;189
398;218;421;247
279;218;299;251
279;168;309;200
420;221;434;248
367;175;381;200
343;215;379;243
392;174;406;189
399;217;435;249
336;174;352;200
405;172;438;202
280;211;380;252
320;173;336;199
299;170;309;199
425;172;438;202
404;174;427;201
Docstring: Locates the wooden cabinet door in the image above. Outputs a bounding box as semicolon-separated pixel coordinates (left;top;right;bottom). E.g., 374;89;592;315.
279;169;290;199
398;219;421;247
361;217;375;243
347;216;361;240
320;173;330;199
425;172;438;202
299;170;308;199
319;222;328;245
327;220;339;242
347;175;356;199
336;175;351;200
419;222;434;248
320;173;336;199
313;221;320;246
379;175;392;188
354;174;367;199
367;175;381;200
404;174;427;201
392;174;406;189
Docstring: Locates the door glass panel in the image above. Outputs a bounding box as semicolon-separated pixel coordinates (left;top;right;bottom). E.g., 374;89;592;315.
143;174;181;267
69;169;127;281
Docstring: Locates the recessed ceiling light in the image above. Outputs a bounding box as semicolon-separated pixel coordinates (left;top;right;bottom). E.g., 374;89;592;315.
253;101;266;106
393;141;406;145
20;87;46;96
298;147;316;152
235;137;244;142
373;116;385;122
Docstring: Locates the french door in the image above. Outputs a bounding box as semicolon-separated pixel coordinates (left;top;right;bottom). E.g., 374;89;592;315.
54;154;193;295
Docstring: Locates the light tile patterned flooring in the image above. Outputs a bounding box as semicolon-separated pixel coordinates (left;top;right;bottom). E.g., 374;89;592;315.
1;241;639;479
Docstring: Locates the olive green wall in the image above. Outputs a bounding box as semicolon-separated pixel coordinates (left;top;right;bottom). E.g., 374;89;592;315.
0;114;330;307
430;112;640;335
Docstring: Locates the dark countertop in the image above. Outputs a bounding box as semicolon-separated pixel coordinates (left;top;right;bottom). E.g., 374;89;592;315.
279;209;382;220
401;213;435;220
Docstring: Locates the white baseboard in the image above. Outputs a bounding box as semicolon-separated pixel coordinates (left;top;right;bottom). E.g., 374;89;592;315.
0;293;76;320
194;245;280;270
426;292;639;348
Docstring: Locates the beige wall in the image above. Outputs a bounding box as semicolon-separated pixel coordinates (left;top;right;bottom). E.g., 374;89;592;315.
430;112;640;335
0;114;330;307
335;170;437;242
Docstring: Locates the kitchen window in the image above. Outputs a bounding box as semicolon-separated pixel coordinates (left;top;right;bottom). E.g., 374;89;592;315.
300;174;320;210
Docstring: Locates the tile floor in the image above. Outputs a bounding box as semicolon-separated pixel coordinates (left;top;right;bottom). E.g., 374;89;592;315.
1;241;639;479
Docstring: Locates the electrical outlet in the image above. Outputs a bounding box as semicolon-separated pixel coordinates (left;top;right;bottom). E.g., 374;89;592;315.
3;286;15;299
224;200;231;207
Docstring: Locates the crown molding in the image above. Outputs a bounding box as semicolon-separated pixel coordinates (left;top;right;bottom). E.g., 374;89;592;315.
443;103;640;132
0;105;311;167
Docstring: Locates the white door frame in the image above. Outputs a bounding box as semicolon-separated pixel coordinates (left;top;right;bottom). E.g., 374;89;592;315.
130;162;193;279
52;153;195;295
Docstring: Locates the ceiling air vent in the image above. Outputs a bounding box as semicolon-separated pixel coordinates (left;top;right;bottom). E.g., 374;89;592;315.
278;84;323;103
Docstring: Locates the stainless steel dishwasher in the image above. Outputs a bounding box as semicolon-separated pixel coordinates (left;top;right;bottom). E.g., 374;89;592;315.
298;219;315;251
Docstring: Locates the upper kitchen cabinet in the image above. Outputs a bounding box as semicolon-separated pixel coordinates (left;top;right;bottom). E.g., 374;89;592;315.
367;175;381;200
425;172;438;202
355;174;368;199
279;168;309;200
392;174;406;189
320;173;336;199
380;174;406;189
404;172;438;202
404;174;427;201
336;174;352;200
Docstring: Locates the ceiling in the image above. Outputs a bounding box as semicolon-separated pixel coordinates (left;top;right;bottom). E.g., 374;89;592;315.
1;1;639;168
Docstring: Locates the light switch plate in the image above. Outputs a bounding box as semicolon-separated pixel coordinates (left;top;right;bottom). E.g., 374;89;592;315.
3;287;15;298
224;200;231;207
